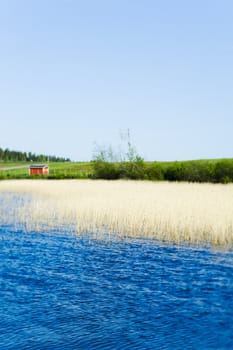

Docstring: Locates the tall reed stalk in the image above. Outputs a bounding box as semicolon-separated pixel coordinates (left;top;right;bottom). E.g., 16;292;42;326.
0;180;233;247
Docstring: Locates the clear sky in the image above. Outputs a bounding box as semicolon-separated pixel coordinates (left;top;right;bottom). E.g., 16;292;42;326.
1;0;233;161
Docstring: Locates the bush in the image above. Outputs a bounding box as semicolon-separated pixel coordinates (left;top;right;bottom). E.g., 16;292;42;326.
164;162;188;181
119;159;145;180
144;162;164;180
182;162;215;183
214;160;233;183
92;161;120;179
163;161;218;183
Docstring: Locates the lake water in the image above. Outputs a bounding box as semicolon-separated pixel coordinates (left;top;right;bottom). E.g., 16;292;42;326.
0;225;232;349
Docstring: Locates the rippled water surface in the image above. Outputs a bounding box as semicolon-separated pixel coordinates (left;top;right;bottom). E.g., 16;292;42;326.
0;226;232;349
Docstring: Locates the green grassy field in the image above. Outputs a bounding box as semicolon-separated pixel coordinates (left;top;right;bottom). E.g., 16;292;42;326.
0;162;93;179
0;162;28;169
48;162;93;178
0;158;233;182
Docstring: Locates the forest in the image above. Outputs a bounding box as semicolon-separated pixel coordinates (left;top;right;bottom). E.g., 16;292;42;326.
0;147;70;163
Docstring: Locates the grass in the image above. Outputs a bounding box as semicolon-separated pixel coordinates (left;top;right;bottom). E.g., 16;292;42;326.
1;158;233;182
0;161;93;179
48;162;93;178
0;180;233;247
0;161;28;168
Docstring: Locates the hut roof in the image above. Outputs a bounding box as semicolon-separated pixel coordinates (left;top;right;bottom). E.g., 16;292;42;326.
29;164;48;169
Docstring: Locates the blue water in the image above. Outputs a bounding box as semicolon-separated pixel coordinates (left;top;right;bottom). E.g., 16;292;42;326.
0;226;232;350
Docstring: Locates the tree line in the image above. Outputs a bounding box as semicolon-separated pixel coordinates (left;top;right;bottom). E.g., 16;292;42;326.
0;147;70;163
92;158;233;183
92;130;233;183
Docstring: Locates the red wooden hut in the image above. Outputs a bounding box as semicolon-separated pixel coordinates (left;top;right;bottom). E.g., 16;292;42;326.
29;164;49;176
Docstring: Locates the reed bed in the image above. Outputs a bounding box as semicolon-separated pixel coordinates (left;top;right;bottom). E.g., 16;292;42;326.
0;180;233;247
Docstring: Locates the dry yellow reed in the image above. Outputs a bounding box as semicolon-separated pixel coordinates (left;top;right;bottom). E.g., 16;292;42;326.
0;179;233;246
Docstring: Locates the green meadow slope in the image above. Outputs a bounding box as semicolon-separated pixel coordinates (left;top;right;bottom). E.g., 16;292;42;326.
0;158;233;183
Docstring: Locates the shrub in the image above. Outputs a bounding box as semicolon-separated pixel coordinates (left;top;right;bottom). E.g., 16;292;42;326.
119;159;145;180
164;162;188;181
183;162;215;183
144;162;164;180
214;160;233;183
92;161;120;180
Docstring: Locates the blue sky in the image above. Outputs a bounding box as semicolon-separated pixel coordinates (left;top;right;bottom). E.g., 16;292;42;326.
1;0;232;161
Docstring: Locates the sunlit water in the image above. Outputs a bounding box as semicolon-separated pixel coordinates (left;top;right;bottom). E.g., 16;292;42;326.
0;225;232;350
